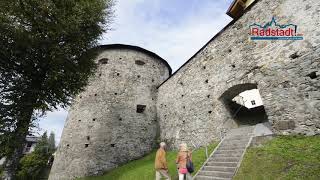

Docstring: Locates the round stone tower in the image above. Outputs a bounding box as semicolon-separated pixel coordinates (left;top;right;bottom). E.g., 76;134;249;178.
49;44;171;180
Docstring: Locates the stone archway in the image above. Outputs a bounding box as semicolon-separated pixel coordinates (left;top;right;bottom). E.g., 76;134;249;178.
219;83;268;127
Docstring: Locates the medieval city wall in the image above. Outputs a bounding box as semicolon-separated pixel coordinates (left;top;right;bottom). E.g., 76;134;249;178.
49;0;320;178
157;0;320;149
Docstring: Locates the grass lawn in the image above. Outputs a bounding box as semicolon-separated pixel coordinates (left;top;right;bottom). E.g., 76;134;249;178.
234;135;320;180
79;142;218;180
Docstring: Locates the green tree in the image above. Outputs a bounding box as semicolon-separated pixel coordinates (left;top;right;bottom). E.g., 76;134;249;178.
48;131;55;153
17;132;51;180
0;0;114;179
34;131;49;155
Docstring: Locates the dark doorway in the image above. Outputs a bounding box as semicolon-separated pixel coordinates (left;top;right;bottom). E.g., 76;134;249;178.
220;83;268;126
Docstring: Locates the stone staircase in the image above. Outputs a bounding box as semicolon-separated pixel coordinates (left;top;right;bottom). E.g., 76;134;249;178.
193;126;255;180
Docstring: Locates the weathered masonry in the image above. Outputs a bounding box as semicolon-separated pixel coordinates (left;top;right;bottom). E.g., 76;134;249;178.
157;0;320;148
50;0;320;179
49;45;171;180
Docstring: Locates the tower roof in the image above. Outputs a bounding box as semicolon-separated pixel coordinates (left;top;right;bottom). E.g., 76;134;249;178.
97;44;172;75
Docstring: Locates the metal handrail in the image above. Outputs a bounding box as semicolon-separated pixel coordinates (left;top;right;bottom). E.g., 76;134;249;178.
190;135;208;158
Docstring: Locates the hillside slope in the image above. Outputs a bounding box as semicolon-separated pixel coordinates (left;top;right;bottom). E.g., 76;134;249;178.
79;142;218;180
234;136;320;180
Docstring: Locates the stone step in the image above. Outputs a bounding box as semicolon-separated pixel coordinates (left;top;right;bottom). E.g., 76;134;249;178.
220;141;248;147
209;157;240;162
194;126;255;180
228;126;254;132
206;161;237;167
223;137;250;141
195;175;231;180
202;166;236;173
228;129;253;133
224;136;251;141
218;145;246;150
227;129;253;133
223;139;249;144
212;153;242;158
214;149;244;155
198;170;234;178
222;138;249;143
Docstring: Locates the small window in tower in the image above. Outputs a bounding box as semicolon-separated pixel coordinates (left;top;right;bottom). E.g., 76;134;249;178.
251;100;256;105
307;71;317;79
85;144;89;148
136;105;146;113
110;144;115;147
135;60;145;65
98;58;108;64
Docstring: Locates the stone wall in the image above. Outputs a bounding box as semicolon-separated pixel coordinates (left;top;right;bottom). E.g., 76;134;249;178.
157;0;320;149
49;45;171;180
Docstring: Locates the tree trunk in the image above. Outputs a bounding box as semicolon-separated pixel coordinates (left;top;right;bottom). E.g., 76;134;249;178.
2;105;34;180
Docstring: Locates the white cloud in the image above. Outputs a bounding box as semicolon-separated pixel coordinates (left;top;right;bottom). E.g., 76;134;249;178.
100;0;232;71
39;0;233;144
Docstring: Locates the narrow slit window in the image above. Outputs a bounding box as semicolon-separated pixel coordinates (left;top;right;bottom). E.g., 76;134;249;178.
98;58;108;64
135;60;145;65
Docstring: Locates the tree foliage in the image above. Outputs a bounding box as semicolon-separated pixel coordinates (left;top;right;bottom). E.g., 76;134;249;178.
0;0;114;178
48;131;55;153
17;132;55;180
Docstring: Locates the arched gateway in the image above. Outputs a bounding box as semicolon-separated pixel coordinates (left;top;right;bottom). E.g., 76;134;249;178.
219;83;269;127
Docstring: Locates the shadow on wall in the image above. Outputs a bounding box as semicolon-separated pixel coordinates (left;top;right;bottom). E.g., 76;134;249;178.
219;83;269;127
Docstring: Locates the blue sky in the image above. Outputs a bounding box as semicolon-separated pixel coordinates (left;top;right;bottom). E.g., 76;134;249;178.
38;0;233;143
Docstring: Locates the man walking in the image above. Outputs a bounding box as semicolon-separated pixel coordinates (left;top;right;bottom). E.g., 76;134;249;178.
155;142;171;180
